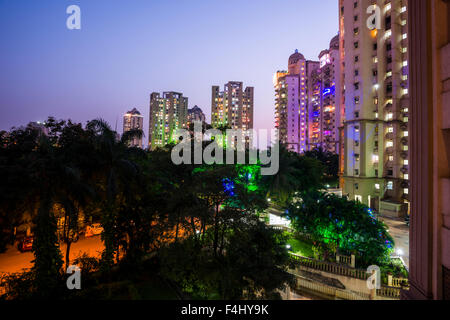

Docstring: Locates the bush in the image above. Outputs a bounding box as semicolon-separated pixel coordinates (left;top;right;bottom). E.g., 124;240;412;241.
0;270;35;300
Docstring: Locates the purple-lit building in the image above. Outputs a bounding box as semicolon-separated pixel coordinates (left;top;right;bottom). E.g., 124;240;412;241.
308;35;341;154
274;50;319;153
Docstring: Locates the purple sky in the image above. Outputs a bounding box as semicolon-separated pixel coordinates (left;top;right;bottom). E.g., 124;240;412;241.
0;0;338;146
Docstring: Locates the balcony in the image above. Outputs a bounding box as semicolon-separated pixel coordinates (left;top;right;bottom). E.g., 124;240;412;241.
386;147;394;155
385;132;394;140
401;180;410;189
400;122;408;131
401;150;409;159
401;137;408;146
385;161;394;169
401;165;409;174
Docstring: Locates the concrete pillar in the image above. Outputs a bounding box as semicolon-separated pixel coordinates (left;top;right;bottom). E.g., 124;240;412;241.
388;274;393;287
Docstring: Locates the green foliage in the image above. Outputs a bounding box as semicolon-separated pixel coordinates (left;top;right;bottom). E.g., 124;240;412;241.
304;147;339;187
32;197;63;297
286;191;394;267
0;117;301;300
159;217;294;300
263;145;324;207
286;237;314;258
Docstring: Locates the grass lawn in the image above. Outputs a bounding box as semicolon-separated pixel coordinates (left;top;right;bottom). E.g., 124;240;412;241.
287;237;314;258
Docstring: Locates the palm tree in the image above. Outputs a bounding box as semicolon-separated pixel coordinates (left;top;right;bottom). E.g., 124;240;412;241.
86;119;142;270
263;144;302;206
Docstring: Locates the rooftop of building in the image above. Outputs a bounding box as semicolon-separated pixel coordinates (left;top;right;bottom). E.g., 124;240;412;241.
188;105;204;113
330;34;339;49
288;49;305;65
125;108;142;116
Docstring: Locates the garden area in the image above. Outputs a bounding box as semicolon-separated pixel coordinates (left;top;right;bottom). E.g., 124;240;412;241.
0;118;407;299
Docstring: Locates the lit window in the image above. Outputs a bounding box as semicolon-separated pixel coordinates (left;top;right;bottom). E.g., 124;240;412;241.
387;181;394;190
375;184;380;190
384;3;391;13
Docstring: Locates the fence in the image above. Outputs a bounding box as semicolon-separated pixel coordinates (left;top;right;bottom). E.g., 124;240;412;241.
289;253;369;280
336;254;355;268
389;276;409;288
376;286;402;299
295;276;371;300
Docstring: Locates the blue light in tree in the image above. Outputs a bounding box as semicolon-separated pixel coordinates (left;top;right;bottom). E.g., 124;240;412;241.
222;178;235;197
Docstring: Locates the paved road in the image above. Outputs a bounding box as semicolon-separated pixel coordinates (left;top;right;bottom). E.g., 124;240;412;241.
379;216;410;268
0;236;103;275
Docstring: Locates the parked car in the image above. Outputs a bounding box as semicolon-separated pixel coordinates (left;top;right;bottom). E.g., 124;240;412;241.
85;223;103;238
18;236;34;253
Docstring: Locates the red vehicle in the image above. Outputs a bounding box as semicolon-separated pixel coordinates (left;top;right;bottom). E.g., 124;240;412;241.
18;236;34;253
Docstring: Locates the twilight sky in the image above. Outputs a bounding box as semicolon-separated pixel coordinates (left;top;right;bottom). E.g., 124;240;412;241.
0;0;338;146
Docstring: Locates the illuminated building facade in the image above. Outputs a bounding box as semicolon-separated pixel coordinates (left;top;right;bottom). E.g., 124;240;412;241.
123;108;144;148
274;50;319;153
402;0;450;300
186;105;206;129
339;0;410;217
149;92;188;150
211;81;254;131
308;35;342;153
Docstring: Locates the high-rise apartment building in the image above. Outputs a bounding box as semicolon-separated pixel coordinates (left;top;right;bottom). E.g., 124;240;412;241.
402;0;450;300
339;0;410;217
149;92;188;150
274;50;319;153
186;105;206;128
123;108;144;148
308;35;342;153
211;81;254;131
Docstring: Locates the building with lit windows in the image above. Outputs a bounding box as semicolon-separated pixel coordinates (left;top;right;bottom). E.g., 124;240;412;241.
339;0;410;217
274;50;319;153
186;105;206;129
123;108;144;148
402;0;450;300
149;92;188;150
211;81;253;132
308;35;342;153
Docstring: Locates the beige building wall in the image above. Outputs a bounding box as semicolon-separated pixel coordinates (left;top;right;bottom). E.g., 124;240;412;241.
340;0;410;216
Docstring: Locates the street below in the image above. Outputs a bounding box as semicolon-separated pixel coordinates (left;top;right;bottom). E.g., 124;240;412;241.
379;216;410;269
0;235;103;275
